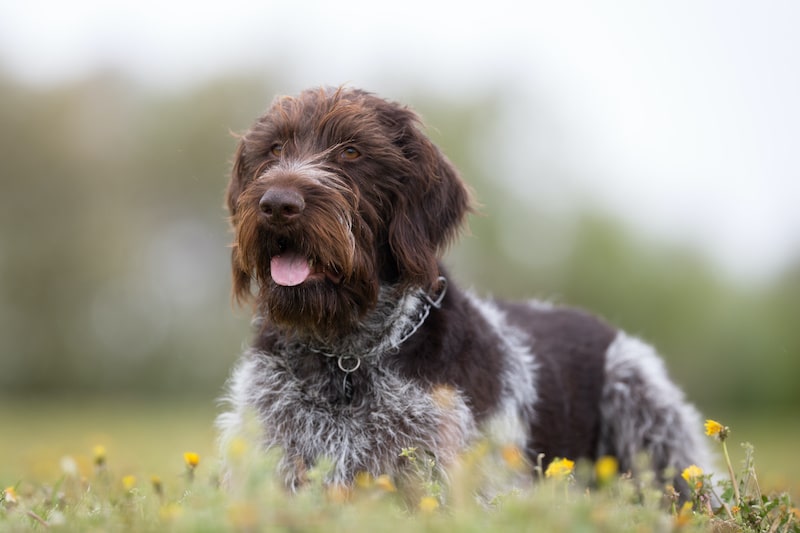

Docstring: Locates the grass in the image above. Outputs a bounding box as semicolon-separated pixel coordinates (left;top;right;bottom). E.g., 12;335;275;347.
1;396;798;532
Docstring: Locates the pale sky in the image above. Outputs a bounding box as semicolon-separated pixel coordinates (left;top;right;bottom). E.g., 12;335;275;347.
2;0;799;283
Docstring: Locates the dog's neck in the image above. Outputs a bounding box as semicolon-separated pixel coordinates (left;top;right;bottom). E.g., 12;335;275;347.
258;277;447;365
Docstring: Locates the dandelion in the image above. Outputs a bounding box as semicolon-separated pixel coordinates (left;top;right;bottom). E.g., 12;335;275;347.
704;419;740;504
122;475;137;491
419;496;440;513
184;451;200;482
674;501;694;527
681;464;704;489
501;444;525;470
93;445;107;468
595;456;618;485
183;452;200;468
354;471;373;489
3;486;18;506
545;458;575;479
704;419;728;441
151;475;163;498
375;474;396;493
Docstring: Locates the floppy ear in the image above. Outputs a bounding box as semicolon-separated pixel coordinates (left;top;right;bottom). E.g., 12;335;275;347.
386;107;473;289
226;138;255;304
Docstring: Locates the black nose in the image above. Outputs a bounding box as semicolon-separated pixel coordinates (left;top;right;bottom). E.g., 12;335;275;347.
259;187;305;223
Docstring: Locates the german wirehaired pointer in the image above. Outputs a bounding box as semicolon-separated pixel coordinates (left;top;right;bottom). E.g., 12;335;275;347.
217;87;712;496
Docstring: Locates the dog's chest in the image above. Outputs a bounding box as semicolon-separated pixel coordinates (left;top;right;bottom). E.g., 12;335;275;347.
238;349;476;482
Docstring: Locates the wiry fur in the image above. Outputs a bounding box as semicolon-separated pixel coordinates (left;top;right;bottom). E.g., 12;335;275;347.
218;87;712;500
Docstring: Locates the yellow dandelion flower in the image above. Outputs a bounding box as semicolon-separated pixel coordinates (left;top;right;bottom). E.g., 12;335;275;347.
151;475;163;496
704;419;728;441
375;474;396;493
93;445;107;467
122;475;137;491
681;464;703;488
731;505;741;515
354;471;373;489
183;452;200;469
419;496;440;513
501;444;525;470
674;501;694;527
545;458;575;479
595;456;619;484
3;486;18;505
159;503;183;522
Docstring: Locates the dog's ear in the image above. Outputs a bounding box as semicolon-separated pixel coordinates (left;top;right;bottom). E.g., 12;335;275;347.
384;105;473;289
227;138;255;305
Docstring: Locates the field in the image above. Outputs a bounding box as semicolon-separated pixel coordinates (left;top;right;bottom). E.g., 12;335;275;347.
1;396;798;531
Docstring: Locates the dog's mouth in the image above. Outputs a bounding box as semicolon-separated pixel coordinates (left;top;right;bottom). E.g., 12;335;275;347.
269;241;343;287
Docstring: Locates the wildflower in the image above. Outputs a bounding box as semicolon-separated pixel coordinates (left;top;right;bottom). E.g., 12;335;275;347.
375;474;396;493
151;475;163;497
3;486;18;506
93;445;107;468
60;456;79;477
183;452;200;469
545;458;575;479
674;501;694;527
354;471;373;489
122;475;137;491
731;505;741;515
159;503;183;522
704;419;728;441
681;464;704;489
595;456;618;485
419;496;440;513
501;444;525;470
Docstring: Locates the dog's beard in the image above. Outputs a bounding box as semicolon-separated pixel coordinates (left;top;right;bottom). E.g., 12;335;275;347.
234;197;380;341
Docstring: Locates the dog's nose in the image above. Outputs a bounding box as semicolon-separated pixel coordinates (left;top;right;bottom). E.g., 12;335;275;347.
259;187;305;223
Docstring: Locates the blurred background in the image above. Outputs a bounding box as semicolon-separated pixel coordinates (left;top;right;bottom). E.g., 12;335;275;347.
1;0;798;492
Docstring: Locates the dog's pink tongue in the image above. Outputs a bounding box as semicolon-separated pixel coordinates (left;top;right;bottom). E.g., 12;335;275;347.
270;253;311;286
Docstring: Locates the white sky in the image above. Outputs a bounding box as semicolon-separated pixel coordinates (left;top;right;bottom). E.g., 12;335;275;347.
1;0;799;283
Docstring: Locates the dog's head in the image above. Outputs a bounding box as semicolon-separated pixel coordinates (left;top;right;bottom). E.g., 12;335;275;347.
227;87;472;339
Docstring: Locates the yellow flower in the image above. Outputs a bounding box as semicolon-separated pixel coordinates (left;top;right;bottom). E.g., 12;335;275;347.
674;501;694;527
595;456;619;484
151;475;163;496
3;486;18;505
93;445;107;467
545;458;575;479
681;464;704;489
501;444;525;470
183;452;200;469
704;419;728;441
354;471;373;489
418;496;440;513
122;475;137;491
375;474;396;493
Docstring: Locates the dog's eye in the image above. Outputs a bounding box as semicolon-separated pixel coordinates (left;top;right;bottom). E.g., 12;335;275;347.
340;147;361;161
270;144;283;157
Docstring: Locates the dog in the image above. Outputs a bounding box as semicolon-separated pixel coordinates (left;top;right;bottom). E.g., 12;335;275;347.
217;87;712;498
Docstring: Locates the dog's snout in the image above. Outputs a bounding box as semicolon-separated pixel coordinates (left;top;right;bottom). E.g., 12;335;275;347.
259;187;305;223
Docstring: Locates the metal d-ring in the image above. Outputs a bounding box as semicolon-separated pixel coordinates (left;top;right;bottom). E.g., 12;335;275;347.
337;356;361;373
